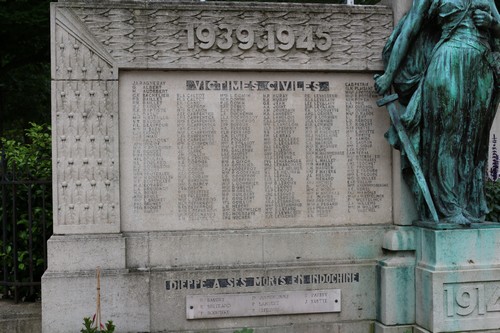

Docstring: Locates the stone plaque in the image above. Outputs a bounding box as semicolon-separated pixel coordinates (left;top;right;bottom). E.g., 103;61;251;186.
186;289;341;319
120;71;391;231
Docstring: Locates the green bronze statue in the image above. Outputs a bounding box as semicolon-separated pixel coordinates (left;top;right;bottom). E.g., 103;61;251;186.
375;0;500;225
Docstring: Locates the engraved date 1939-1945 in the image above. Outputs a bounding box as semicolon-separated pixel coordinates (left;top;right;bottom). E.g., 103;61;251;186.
187;24;333;52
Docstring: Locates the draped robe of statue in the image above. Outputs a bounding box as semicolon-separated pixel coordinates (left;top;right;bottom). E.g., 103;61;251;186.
382;0;500;224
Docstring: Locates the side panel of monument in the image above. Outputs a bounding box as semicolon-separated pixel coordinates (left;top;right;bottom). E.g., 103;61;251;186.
44;1;397;332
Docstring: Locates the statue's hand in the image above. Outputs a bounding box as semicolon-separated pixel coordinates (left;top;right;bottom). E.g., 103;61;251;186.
374;73;392;95
473;9;493;29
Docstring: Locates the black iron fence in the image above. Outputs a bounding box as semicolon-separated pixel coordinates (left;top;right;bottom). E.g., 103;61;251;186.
0;148;52;302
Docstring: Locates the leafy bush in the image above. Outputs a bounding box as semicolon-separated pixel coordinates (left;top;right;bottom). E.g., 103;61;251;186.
81;316;115;333
486;180;500;222
0;122;52;300
1;123;51;177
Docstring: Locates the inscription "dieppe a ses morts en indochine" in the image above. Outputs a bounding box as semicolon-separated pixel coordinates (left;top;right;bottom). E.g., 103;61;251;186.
166;272;360;291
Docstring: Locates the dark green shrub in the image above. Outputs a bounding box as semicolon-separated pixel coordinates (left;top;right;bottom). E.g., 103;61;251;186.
0;122;52;300
486;180;500;222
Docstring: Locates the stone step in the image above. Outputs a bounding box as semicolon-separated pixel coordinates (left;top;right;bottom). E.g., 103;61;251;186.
0;299;41;333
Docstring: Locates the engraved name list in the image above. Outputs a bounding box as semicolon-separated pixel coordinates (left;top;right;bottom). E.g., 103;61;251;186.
119;71;391;231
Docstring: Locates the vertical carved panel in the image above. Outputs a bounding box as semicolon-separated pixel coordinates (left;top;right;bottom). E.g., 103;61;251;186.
52;7;119;233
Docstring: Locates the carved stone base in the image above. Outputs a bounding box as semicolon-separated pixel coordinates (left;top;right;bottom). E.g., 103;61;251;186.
42;228;386;332
415;226;500;332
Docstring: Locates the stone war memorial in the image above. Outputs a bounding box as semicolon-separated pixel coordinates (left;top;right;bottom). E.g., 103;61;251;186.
45;0;500;332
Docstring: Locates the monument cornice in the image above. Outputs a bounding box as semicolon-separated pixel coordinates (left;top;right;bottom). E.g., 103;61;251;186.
52;1;391;73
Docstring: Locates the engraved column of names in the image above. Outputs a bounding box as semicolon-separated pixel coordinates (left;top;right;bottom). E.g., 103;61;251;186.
263;94;274;219
221;93;261;220
221;94;231;220
345;85;356;213
132;82;143;212
345;82;386;213
268;94;302;218
132;81;172;213
305;94;315;218
305;94;342;218
354;84;383;212
177;93;217;221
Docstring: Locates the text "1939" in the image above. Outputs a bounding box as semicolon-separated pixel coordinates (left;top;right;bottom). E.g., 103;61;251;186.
187;24;333;52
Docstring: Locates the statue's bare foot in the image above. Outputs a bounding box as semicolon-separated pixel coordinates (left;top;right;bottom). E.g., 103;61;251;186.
444;213;472;226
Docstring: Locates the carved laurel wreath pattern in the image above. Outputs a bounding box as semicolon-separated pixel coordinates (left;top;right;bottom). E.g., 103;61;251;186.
71;4;392;70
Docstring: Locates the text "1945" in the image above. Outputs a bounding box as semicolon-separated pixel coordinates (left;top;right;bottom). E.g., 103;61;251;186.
187;24;333;52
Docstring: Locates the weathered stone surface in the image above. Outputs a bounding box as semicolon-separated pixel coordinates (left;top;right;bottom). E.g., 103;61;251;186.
374;322;414;333
382;226;416;251
125;226;390;269
42;271;150;333
51;1;393;234
48;2;396;331
416;227;500;270
51;4;120;233
150;263;376;332
376;257;415;326
44;2;500;333
46;234;126;272
119;71;392;231
415;227;500;332
65;3;391;71
42;261;378;332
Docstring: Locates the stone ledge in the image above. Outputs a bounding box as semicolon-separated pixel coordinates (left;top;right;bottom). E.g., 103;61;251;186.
383;227;417;251
374;322;414;333
416;227;500;270
46;234;126;272
123;226;392;269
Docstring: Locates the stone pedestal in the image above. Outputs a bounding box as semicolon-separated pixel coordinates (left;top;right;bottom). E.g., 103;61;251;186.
415;226;500;332
377;227;416;327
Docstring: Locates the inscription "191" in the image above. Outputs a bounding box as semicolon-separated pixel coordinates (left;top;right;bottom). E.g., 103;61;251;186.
187;24;332;52
444;284;500;317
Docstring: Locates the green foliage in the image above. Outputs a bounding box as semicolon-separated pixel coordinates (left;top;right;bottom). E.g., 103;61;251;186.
234;329;254;333
486;180;500;222
0;122;52;300
1;123;51;177
81;317;116;333
0;0;51;134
